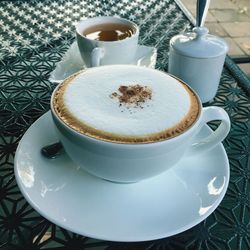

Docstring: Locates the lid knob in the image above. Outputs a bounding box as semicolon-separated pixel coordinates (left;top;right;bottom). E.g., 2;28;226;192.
193;26;209;39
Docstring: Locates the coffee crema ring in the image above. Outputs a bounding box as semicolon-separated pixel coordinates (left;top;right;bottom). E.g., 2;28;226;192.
53;66;200;144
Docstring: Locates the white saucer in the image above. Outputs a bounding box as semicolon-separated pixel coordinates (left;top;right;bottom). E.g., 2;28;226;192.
49;41;157;83
14;112;229;242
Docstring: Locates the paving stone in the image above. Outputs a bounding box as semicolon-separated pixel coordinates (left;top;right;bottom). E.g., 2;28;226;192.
206;22;228;37
235;0;250;8
224;37;245;56
220;22;250;37
185;6;196;16
234;37;250;55
236;1;250;17
238;63;250;78
179;0;197;10
209;0;237;9
236;0;250;4
206;11;218;22
210;9;250;22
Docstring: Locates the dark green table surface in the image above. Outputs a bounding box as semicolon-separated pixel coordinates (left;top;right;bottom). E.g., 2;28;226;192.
0;0;249;249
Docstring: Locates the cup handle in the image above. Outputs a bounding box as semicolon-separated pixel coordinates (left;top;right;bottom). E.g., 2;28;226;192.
188;106;230;156
91;47;105;67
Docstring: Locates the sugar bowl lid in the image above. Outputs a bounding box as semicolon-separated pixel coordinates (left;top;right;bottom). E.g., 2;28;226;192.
170;27;228;58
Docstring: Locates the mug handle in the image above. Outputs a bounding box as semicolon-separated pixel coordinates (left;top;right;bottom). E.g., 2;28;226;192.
188;106;230;156
91;47;105;67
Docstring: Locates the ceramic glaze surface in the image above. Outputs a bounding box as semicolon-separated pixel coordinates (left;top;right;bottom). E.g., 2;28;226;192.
168;27;228;103
76;16;139;67
14;112;229;242
49;42;157;84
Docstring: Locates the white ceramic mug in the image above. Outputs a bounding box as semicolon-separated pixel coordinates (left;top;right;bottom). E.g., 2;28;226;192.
50;66;230;183
76;16;139;67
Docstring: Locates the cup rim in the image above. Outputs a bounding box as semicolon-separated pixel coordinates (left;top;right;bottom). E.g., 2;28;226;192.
50;65;202;146
75;16;139;44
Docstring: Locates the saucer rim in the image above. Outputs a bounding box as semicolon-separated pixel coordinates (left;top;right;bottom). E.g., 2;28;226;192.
49;43;157;84
14;111;230;242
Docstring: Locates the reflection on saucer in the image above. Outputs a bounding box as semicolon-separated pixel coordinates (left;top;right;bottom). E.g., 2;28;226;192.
49;41;157;83
14;112;229;242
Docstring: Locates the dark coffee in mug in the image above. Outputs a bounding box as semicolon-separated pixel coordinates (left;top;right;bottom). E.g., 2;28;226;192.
82;23;136;41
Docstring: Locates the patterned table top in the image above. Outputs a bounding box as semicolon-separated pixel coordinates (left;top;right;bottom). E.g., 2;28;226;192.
0;0;249;249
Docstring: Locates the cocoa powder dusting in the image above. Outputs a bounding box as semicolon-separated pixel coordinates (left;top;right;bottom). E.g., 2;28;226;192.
111;84;152;108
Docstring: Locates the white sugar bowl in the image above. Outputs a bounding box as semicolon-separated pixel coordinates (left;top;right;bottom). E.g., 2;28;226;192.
168;27;228;103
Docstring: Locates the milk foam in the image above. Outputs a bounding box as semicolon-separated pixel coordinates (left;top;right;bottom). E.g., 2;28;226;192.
62;66;192;137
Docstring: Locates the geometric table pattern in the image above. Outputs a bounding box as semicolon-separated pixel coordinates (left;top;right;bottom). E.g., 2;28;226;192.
0;0;249;249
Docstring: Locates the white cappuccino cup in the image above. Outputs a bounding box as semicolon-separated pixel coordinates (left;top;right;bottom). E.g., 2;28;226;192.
76;16;139;67
51;65;230;183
